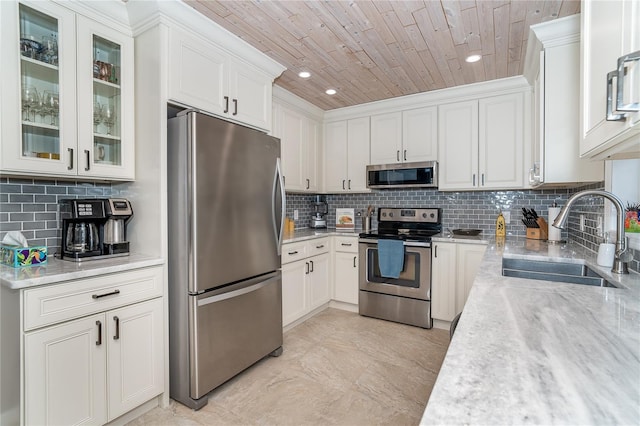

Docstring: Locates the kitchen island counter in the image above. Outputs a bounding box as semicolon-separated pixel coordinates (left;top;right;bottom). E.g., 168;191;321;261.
421;237;640;425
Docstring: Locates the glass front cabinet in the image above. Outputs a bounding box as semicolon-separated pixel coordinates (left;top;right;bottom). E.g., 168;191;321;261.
1;1;134;180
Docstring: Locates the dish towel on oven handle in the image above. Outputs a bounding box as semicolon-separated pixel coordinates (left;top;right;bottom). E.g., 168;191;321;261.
377;239;405;279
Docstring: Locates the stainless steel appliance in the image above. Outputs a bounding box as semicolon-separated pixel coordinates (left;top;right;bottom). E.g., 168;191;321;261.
358;207;441;328
366;161;438;189
59;198;132;261
310;195;328;228
167;110;285;410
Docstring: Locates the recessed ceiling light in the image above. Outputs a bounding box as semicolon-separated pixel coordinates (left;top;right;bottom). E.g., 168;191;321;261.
465;54;482;63
298;71;311;78
326;89;337;95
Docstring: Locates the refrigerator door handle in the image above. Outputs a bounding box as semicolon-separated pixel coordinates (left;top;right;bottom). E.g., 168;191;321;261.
197;273;280;306
272;157;286;256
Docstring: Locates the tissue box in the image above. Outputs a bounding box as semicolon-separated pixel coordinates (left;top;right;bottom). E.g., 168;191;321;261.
0;245;47;268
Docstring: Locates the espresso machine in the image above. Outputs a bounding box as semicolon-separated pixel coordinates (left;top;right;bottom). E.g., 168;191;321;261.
310;195;328;228
60;198;133;261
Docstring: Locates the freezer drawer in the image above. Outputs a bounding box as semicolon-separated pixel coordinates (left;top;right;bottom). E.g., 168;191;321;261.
189;272;283;399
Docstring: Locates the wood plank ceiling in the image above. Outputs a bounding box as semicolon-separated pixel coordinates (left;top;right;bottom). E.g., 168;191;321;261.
186;0;581;110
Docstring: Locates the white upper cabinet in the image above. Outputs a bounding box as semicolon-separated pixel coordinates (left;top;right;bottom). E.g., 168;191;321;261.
324;117;370;192
370;112;402;164
438;92;524;191
272;97;320;192
369;106;437;165
0;1;135;180
580;0;640;159
168;26;273;132
527;16;604;187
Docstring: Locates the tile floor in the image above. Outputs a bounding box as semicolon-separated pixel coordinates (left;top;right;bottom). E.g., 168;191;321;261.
128;308;450;425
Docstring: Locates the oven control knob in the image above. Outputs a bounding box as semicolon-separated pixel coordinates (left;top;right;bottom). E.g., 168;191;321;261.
382;212;387;217
430;213;435;218
389;212;394;217
422;213;427;218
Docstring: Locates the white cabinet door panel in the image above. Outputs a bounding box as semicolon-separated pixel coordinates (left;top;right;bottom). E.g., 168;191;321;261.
229;61;272;131
431;242;457;322
282;261;307;326
24;313;107;426
403;106;438;162
308;253;330;310
333;251;359;305
370;112;402;165
324;121;348;192
346;116;370;191
438;101;478;190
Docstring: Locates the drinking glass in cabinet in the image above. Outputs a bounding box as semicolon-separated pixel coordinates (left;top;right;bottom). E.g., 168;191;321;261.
93;102;103;133
103;101;115;135
21;86;39;122
42;91;59;126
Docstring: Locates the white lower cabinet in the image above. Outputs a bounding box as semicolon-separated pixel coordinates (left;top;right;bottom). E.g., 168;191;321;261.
281;238;330;327
24;298;163;424
17;266;165;425
431;241;487;322
333;236;359;305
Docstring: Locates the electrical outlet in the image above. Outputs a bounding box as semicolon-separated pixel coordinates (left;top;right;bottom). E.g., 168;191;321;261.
580;214;585;232
294;209;298;220
503;211;511;224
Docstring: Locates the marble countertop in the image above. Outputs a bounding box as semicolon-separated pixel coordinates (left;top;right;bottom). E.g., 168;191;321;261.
421;238;640;425
0;253;164;290
283;228;360;244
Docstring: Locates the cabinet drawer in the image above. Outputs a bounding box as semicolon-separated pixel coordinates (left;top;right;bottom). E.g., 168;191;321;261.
308;238;330;256
23;267;163;331
334;237;358;253
282;241;308;264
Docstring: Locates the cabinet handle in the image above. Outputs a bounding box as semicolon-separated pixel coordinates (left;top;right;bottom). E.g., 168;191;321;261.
96;320;102;346
434;245;438;258
113;316;120;340
305;262;309;274
348;179;351;190
316;245;324;249
309;260;314;273
397;150;400;161
481;173;485;186
606;70;626;121
342;179;346;190
92;289;120;299
472;174;476;186
232;99;238;116
224;96;229;114
84;150;90;171
341;243;352;247
616;50;640;112
353;256;357;268
306;178;310;189
288;250;298;255
67;148;74;170
404;149;407;161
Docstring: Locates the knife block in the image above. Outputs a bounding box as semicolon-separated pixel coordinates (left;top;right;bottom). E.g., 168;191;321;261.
526;218;549;240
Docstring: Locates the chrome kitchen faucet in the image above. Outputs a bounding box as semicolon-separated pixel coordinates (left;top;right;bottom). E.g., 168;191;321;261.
553;190;630;274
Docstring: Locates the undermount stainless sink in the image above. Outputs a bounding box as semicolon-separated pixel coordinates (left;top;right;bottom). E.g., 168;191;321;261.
502;258;618;288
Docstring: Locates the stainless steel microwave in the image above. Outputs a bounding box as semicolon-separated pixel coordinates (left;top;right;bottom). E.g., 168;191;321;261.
366;161;438;189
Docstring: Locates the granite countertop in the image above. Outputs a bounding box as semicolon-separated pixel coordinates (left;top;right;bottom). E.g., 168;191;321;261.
0;253;164;290
421;237;640;425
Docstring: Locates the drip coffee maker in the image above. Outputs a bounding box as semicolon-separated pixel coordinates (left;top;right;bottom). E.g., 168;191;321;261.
310;195;328;228
60;198;133;261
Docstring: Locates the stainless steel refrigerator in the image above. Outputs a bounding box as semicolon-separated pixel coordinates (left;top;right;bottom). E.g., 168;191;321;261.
167;110;285;410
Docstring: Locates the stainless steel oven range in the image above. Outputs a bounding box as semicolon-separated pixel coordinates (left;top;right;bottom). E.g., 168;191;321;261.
358;207;441;328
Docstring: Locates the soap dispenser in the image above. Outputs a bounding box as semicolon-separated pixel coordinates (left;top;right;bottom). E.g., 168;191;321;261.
496;211;506;237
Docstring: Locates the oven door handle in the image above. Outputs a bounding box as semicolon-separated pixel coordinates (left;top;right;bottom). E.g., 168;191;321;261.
358;239;431;248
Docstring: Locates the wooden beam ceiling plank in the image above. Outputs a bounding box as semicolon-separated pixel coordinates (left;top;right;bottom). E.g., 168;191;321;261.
372;0;395;14
403;47;437;87
357;1;397;45
416;48;447;88
187;0;232;18
353;50;376;70
441;0;467;45
541;0;563;22
493;3;510;78
508;18;525;63
508;0;528;23
391;1;425;27
457;0;478;11
360;27;401;71
381;11;414;50
386;42;427;91
412;6;456;87
476;0;496;55
447;58;467;86
424;0;450;32
461;6;482;52
368;66;405;98
390;66;421;94
322;0;371;34
404;24;430;52
483;53;497;81
304;1;364;53
559;0;582;17
453;42;478;84
523;1;547;32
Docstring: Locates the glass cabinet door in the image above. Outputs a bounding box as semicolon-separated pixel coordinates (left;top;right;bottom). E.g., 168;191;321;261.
76;15;134;180
19;4;61;161
91;35;122;167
